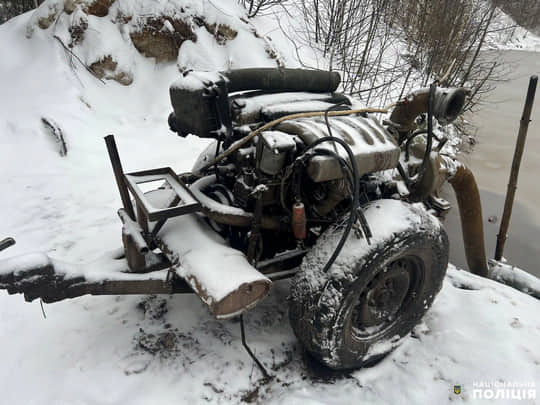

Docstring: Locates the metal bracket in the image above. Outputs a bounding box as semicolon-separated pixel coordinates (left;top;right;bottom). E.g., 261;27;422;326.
124;167;201;223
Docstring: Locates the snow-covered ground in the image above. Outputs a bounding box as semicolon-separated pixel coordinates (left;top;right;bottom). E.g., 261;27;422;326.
0;2;538;404
0;264;538;404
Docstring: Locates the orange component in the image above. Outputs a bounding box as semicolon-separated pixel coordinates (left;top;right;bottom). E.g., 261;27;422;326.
292;202;307;240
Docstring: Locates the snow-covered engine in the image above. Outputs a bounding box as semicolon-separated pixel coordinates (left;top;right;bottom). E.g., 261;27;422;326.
168;69;465;261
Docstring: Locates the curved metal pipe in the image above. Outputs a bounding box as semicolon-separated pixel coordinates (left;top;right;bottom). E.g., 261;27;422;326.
448;163;488;277
190;176;281;230
389;87;469;141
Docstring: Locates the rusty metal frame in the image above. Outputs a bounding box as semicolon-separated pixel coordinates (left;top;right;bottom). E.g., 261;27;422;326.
124;167;202;223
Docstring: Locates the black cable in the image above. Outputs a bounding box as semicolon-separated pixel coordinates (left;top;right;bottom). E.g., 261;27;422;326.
324;100;348;154
404;126;444;160
422;83;437;169
312;147;354;179
213;138;222;181
300;135;363;272
240;314;271;379
280;148;353;217
404;129;427;160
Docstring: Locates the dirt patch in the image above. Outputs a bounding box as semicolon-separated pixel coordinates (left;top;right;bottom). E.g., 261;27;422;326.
68;13;88;46
63;0;82;14
63;0;114;17
136;330;179;355
136;295;168;320
130;16;196;63
205;23;238;44
89;55;133;85
85;0;115;17
37;12;56;29
194;16;238;45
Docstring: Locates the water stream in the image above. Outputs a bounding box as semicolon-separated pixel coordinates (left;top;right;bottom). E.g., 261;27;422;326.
445;50;540;277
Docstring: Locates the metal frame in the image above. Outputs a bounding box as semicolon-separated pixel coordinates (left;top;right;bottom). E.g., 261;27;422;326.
124;167;201;222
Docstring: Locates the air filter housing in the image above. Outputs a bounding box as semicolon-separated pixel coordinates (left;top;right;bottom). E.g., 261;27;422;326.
169;71;230;139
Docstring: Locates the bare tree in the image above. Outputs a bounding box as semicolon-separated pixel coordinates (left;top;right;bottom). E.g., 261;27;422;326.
239;0;288;18
0;0;43;24
391;0;505;112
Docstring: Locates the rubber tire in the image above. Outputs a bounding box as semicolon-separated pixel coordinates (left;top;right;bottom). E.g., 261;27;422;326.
289;199;449;370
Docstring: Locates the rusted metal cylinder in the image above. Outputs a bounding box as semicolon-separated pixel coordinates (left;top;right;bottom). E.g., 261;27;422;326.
448;164;488;277
389;87;469;141
292;202;307;240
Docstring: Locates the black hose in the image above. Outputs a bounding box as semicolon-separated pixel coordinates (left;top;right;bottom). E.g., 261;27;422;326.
423;83;437;169
404;129;427;160
224;68;341;93
283;148;354;221
300;135;361;273
310;149;354;185
324;100;349;154
214;139;222;181
404;128;442;160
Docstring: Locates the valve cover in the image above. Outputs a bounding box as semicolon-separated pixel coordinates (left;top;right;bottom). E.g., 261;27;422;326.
275;114;400;182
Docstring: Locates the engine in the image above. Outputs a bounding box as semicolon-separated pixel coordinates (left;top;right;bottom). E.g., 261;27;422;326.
169;69;468;261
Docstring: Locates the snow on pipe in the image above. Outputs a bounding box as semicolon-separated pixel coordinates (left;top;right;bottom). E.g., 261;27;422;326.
154;213;272;319
488;260;540;299
442;164;540;298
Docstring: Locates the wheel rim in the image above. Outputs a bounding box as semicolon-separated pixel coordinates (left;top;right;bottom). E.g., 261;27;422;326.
350;255;425;339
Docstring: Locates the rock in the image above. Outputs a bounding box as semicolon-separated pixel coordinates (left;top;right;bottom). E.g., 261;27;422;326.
205;23;238;44
112;71;133;86
64;0;83;15
37;12;56;29
25;24;34;39
68;11;88;46
89;55;133;86
113;11;132;25
89;55;117;76
130;17;196;63
84;0;115;17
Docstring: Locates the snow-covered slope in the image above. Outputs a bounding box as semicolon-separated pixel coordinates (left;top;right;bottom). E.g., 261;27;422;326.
0;1;538;404
487;8;540;51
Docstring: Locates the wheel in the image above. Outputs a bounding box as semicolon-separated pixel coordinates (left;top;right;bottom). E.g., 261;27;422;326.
289;199;449;370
